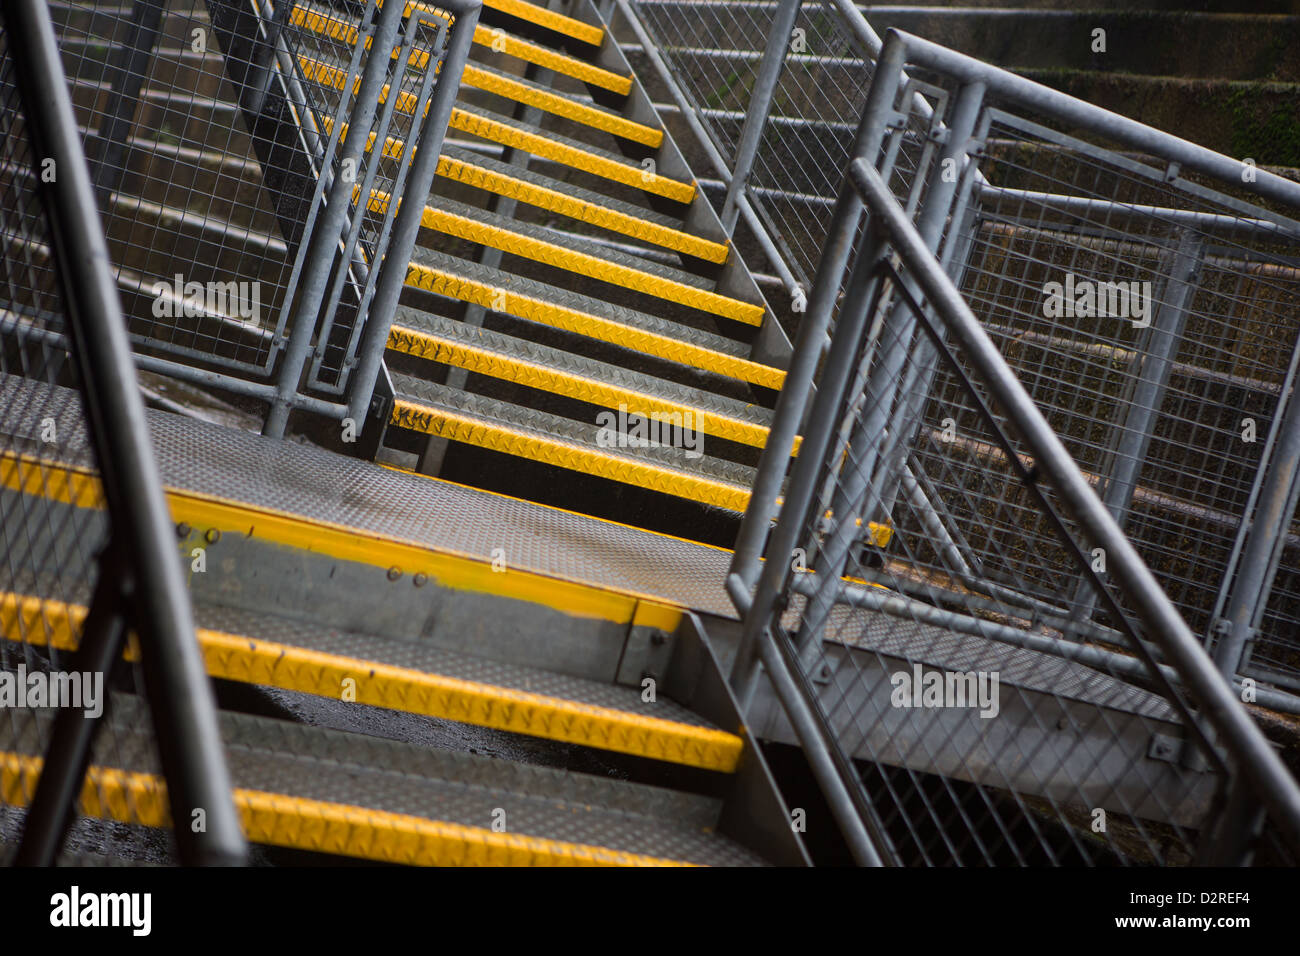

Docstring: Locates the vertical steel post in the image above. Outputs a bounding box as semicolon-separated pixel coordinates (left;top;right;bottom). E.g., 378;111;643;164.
720;0;801;234
728;227;887;700
1213;373;1300;679
727;36;907;594
1067;230;1202;633
347;0;482;427
794;79;985;652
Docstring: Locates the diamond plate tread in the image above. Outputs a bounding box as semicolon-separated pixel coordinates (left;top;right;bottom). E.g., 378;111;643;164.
460;62;662;147
427;194;714;291
437;145;728;263
388;306;776;448
0;377;741;617
481;0;604;46
1;703;767;866
468;25;631;94
414;213;764;325
449;105;695;202
404;247;786;389
293;2;631;94
0;591;740;770
391;375;757;509
294;43;651;149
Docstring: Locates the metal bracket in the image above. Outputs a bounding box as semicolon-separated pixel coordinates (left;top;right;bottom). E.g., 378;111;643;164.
1148;733;1215;773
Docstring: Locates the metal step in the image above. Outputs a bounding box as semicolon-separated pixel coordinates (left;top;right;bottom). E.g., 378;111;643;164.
390;374;757;511
0;591;742;771
404;247;784;388
388;305;775;448
416;196;764;324
3;699;767;865
437;144;727;261
449;104;696;201
460;60;662;146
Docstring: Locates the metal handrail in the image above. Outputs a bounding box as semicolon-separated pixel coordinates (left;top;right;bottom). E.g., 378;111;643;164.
5;0;246;865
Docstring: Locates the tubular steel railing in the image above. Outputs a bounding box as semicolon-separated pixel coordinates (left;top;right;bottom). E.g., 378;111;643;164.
25;0;479;441
0;0;245;865
621;0;1300;696
724;28;1300;866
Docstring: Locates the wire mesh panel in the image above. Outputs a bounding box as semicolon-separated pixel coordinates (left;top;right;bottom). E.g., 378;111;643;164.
629;0;884;289
732;31;1300;866
0;9;234;864
878;81;1300;685
54;0;295;374
41;0;469;420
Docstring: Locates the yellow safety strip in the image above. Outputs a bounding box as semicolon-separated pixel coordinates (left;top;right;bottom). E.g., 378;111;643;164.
460;65;662;147
294;48;691;201
438;154;727;261
449;108;694;201
400;199;763;324
0;592;740;771
295;51;657;147
388;324;770;449
392;398;752;511
402;258;785;387
0;754;696;866
472;26;631;94
481;0;604;45
292;4;624;92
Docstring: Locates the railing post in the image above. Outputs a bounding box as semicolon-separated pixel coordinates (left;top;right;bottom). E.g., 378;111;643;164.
720;0;802;234
1066;230;1203;634
346;0;483;427
727;34;907;595
1213;370;1300;680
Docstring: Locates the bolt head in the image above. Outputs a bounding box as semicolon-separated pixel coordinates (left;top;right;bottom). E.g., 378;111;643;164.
387;566;402;581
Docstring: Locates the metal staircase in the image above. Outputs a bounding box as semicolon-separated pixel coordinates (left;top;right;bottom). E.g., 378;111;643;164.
4;0;1300;869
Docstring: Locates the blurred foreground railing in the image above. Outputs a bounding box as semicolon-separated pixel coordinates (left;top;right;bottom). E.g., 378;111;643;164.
0;0;244;865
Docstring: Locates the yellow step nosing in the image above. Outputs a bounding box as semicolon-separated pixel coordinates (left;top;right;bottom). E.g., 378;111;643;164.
316;115;716;258
437;154;727;262
387;324;769;448
460;65;662;147
410;203;763;324
294;50;690;200
402;259;785;387
391;397;752;511
450;108;694;202
472;25;632;95
291;40;654;147
483;0;604;45
0;592;741;773
0;754;697;866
